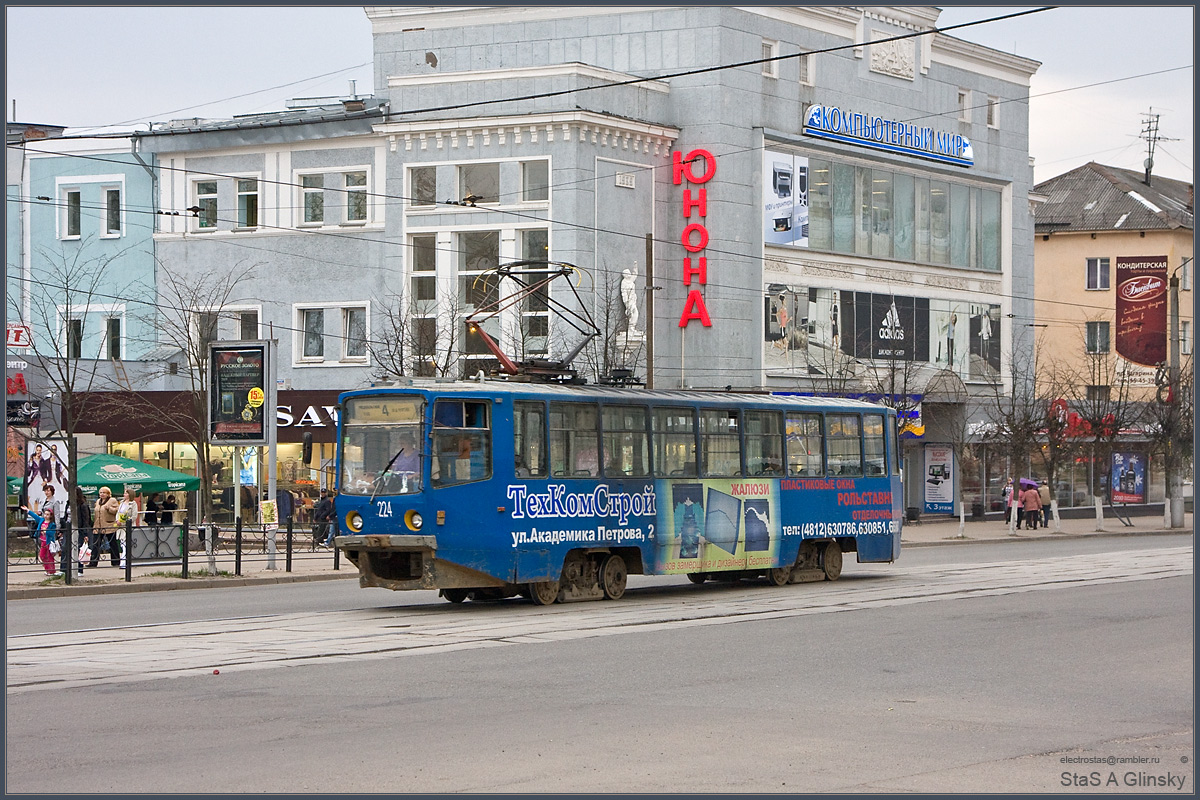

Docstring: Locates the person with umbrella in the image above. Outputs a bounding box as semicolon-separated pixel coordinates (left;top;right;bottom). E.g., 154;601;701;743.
1021;479;1042;531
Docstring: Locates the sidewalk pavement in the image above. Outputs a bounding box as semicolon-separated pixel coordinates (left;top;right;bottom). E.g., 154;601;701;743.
6;512;1192;600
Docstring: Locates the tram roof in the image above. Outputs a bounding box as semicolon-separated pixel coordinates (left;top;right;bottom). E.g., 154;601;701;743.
340;381;890;411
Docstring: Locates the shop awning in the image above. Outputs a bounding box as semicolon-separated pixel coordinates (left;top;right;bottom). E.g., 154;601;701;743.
74;453;201;496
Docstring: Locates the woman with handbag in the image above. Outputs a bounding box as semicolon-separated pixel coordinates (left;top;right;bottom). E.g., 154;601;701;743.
21;503;61;576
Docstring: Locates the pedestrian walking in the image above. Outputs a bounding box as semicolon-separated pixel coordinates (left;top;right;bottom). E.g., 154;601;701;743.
22;503;60;576
1022;483;1042;531
313;489;334;549
1038;480;1053;527
1002;478;1014;524
91;486;121;568
1013;483;1025;529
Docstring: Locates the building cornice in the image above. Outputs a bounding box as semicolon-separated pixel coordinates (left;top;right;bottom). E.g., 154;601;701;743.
374;110;679;156
387;63;670;94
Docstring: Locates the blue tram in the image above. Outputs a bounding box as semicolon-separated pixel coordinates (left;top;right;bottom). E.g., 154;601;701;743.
333;381;903;604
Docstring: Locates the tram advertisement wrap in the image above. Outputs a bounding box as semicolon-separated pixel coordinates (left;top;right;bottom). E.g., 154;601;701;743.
657;479;781;574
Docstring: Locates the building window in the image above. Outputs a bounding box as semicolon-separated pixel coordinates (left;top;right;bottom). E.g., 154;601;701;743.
66;318;83;358
239;310;259;340
343;307;367;359
459;163;499;205
302;308;324;359
986;96;1000;128
1086;321;1110;353
798;52;812;85
521;160;549;202
412;317;437;376
1182;260;1192;291
196;181;218;229
1182;320;1192;355
301;175;324;224
64;190;81;238
345;171;367;222
762;40;778;78
104;188;121;236
957;89;970;122
410;234;438;305
196;310;218;351
411;166;436;207
1086;385;1110;404
105;317;121;359
237;179;258;228
1086;257;1110;290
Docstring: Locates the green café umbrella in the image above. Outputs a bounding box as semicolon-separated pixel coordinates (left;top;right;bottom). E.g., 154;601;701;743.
74;453;201;496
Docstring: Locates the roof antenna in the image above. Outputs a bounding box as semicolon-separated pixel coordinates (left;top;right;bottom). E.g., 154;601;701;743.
1139;109;1178;186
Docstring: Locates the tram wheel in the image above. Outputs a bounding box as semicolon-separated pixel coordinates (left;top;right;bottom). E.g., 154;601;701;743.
821;541;843;581
441;588;471;604
686;572;707;585
599;554;628;600
766;566;792;586
528;580;561;605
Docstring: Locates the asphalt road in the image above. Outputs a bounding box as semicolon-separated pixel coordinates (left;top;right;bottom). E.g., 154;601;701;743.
5;534;1193;794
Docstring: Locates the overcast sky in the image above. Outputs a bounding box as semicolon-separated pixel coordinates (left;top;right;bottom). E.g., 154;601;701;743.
5;5;1193;185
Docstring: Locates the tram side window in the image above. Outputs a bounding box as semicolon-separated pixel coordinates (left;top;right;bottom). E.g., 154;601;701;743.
887;414;900;475
431;399;492;486
863;414;886;476
785;412;824;476
744;410;784;477
826;413;863;477
700;409;742;477
653;407;697;477
602;405;649;477
549;402;599;477
513;401;547;478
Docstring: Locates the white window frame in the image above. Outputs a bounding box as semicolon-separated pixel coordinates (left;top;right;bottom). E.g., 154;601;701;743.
1182;320;1192;355
102;185;123;238
409;165;437;208
62;187;82;240
1085;321;1110;354
103;314;123;360
520;159;550;203
298;173;324;226
341;305;369;361
343;170;369;224
56;303;123;359
458;162;501;206
55;175;125;239
235;176;260;230
194;179;218;231
1181;259;1192;292
189;303;262;363
957;89;971;123
986;96;1000;129
1086;257;1111;290
762;39;779;78
798;51;813;86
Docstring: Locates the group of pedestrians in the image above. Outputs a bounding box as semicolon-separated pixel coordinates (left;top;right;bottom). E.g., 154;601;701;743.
1002;477;1053;530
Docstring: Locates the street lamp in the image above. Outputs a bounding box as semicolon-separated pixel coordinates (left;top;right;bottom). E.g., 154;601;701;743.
1163;256;1190;528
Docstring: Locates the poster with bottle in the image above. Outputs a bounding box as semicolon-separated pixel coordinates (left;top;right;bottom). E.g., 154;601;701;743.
671;484;704;559
1110;452;1145;504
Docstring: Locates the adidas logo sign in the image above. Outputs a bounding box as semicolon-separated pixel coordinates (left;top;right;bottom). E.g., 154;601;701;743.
878;302;905;340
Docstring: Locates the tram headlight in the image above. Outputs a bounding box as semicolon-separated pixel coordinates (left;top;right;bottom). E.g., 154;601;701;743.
345;511;364;533
404;509;423;531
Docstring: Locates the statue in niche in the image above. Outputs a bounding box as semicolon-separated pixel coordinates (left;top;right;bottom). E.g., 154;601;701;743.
620;267;640;334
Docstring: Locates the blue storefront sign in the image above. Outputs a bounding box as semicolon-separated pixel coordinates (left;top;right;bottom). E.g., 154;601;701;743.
804;104;974;167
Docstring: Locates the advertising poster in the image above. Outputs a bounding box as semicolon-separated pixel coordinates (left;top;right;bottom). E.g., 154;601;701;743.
657;478;780;574
1110;452;1145;504
24;438;70;521
1115;256;1168;367
762;150;808;247
209;343;269;445
923;443;954;514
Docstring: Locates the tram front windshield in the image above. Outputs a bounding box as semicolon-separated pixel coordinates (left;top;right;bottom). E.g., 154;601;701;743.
341;396;425;496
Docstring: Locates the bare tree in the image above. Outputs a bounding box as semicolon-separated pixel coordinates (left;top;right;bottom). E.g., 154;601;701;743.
1065;323;1147;531
1145;353;1194;527
579;271;644;385
981;332;1049;533
112;259;258;523
7;239;138;573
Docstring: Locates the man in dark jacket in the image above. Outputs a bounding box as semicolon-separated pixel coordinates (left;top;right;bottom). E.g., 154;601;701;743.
313;489;334;549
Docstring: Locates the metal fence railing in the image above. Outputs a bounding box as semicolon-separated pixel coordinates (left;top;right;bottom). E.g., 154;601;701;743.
6;516;340;583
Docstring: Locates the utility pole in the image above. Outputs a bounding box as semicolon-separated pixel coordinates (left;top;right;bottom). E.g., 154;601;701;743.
1165;258;1187;527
